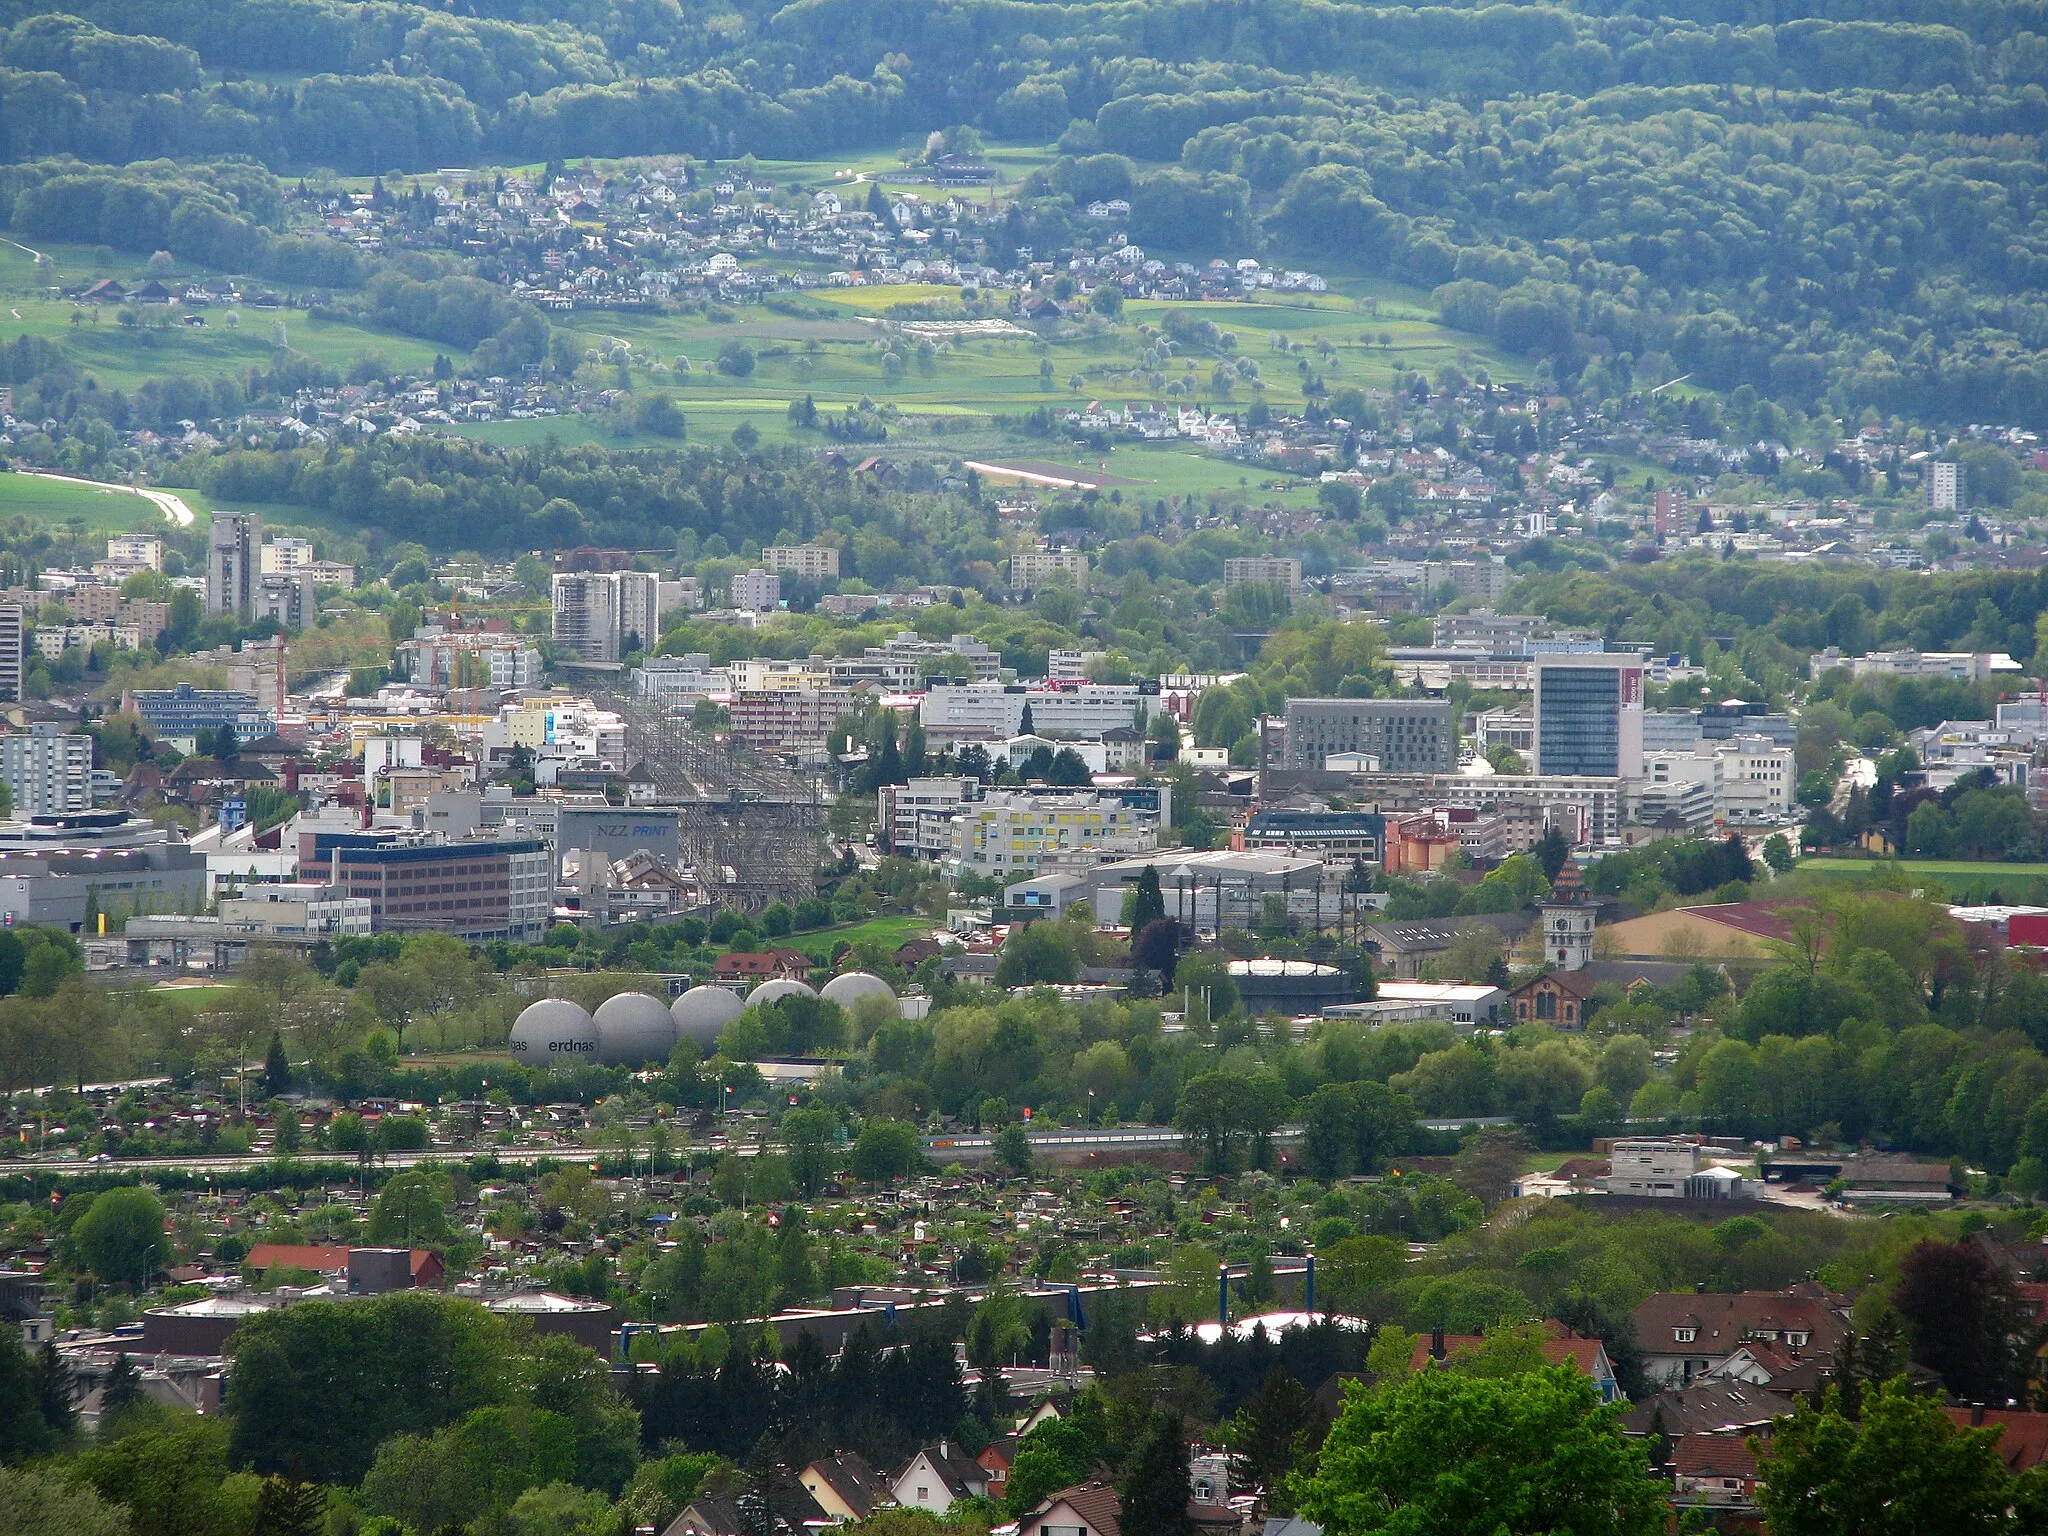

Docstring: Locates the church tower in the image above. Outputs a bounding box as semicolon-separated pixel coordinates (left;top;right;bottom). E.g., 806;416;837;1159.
1539;858;1595;971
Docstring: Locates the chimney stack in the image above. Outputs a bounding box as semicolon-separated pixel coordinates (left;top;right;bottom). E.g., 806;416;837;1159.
1430;1327;1446;1360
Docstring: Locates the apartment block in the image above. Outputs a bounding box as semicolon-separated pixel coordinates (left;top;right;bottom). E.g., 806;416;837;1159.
1281;698;1453;772
1926;460;1966;512
727;687;852;758
762;545;841;581
1010;549;1088;591
880;777;982;859
949;791;1153;879
207;511;261;620
1223;557;1302;596
0;725;94;816
731;568;781;613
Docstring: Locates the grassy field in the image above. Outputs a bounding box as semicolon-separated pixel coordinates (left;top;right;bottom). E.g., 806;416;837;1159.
786;914;935;962
1796;856;2048;898
0;472;180;532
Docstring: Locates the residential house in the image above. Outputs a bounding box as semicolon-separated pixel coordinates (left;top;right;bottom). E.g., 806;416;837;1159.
1015;1483;1122;1536
889;1443;993;1513
711;948;814;983
664;1485;829;1536
800;1452;893;1523
1623;1379;1795;1442
1409;1324;1621;1402
1670;1433;1762;1518
1945;1408;2048;1472
1629;1286;1849;1387
975;1437;1016;1503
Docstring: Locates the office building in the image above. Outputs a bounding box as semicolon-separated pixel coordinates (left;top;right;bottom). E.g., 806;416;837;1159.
631;653;724;702
124;683;275;743
1;725;93;817
1700;699;1794;745
1436;773;1623;845
950;791;1154;880
1642;709;1703;752
762;545;841;581
1471;706;1534;757
1926;460;1966;512
1433;611;1545;652
1010;549;1088;591
1281;698;1453;772
1223;557;1302;596
1089;848;1324;938
1533;655;1645;779
207;511;261;620
328;836;552;942
731;569;781;613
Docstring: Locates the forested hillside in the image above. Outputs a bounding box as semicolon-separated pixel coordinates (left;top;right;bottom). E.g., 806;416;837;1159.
0;0;2042;426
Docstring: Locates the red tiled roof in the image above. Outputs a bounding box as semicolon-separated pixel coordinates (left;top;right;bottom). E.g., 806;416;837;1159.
1945;1409;2048;1472
1673;1433;1759;1480
1631;1288;1848;1354
1408;1326;1610;1379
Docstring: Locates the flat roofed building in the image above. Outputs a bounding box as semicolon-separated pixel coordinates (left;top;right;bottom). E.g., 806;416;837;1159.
329;836;551;942
1534;654;1645;779
1281;698;1453;772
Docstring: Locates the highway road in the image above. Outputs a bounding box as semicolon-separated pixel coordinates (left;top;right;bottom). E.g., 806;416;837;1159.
10;1124;1251;1177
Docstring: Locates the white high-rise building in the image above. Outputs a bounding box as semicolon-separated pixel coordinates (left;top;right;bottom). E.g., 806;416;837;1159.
0;725;93;816
0;605;21;703
262;536;316;574
618;571;660;655
208;511;262;620
1927;460;1966;512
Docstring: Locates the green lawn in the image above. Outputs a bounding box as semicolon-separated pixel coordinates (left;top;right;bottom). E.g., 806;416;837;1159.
1796;856;2048;899
787;914;935;962
1798;858;2048;877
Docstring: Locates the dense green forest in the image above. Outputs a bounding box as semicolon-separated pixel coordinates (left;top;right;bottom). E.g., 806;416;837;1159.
0;0;2041;423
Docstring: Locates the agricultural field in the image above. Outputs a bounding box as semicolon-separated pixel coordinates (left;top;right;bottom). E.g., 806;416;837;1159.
0;205;1521;512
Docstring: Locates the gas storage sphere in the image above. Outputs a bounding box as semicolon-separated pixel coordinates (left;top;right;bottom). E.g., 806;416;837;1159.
820;971;896;1012
593;991;679;1067
747;977;816;1011
672;984;745;1049
509;998;599;1064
